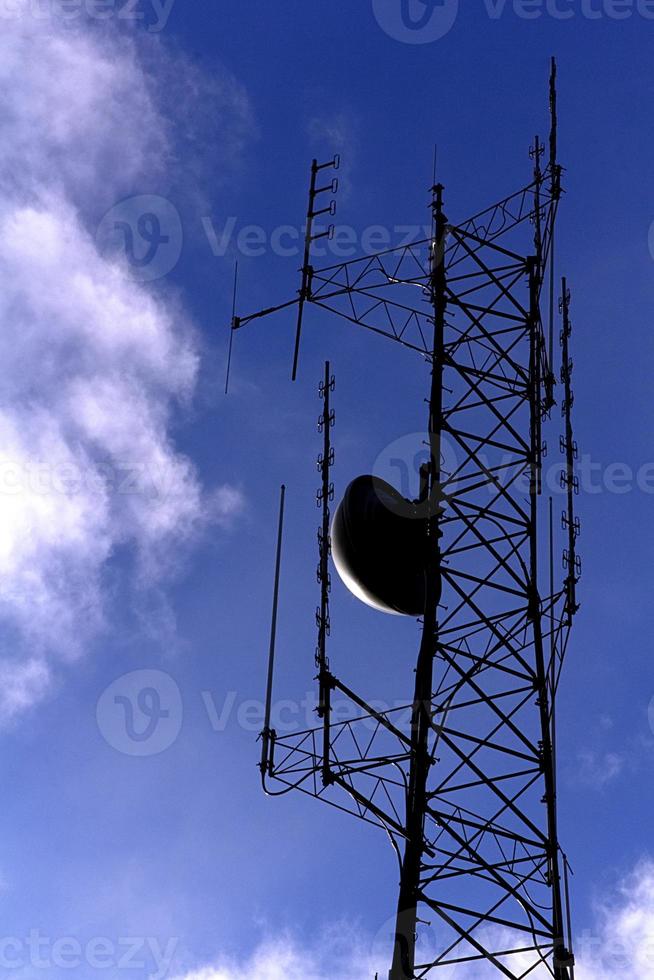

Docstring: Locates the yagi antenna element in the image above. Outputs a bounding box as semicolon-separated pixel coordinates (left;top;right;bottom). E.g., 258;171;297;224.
292;155;340;381
226;155;340;389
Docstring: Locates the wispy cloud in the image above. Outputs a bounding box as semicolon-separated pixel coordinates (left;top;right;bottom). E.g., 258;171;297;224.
575;748;626;789
576;860;654;978
170;862;654;979
170;927;377;980
307;112;358;199
0;12;252;720
307;112;357;154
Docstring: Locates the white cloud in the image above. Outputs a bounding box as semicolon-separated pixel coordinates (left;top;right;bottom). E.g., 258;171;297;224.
0;22;165;209
0;14;256;213
0;10;251;720
170;862;654;979
307;112;357;199
575;748;626;789
576;860;654;978
307;113;356;154
170;930;376;980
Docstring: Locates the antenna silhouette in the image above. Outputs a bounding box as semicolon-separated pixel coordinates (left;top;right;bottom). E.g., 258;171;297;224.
249;60;580;980
260;484;286;777
293;157;340;380
226;155;340;384
224;261;239;395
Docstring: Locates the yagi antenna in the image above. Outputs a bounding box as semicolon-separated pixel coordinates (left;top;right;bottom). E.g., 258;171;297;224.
292;155;340;381
229;154;341;386
225;261;239;395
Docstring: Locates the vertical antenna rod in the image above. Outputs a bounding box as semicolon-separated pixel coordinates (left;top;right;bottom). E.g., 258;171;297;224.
225;261;239;395
549;57;559;196
560;279;580;625
260;484;286;777
549;495;558;835
548;57;560;376
528;260;573;978
531;134;544;275
316;361;335;785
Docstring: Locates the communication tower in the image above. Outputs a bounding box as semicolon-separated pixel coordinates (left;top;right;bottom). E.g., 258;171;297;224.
231;60;581;980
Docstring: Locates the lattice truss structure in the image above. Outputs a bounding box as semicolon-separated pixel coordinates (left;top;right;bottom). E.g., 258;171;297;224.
243;64;581;980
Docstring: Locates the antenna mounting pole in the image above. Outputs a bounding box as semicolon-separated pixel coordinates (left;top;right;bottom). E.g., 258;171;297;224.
260;483;286;778
316;361;335;785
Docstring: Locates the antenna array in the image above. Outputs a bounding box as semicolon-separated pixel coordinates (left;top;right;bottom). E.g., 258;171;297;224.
238;60;581;980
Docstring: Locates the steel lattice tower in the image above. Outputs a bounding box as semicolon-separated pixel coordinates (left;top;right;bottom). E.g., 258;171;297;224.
234;60;581;980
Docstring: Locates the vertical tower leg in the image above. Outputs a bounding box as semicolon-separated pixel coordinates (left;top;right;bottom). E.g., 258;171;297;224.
389;185;448;980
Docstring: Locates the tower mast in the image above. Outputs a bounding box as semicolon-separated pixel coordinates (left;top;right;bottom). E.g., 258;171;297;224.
389;182;448;980
242;62;579;980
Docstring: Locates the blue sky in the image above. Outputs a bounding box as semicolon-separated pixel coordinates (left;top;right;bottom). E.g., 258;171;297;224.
0;2;653;978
